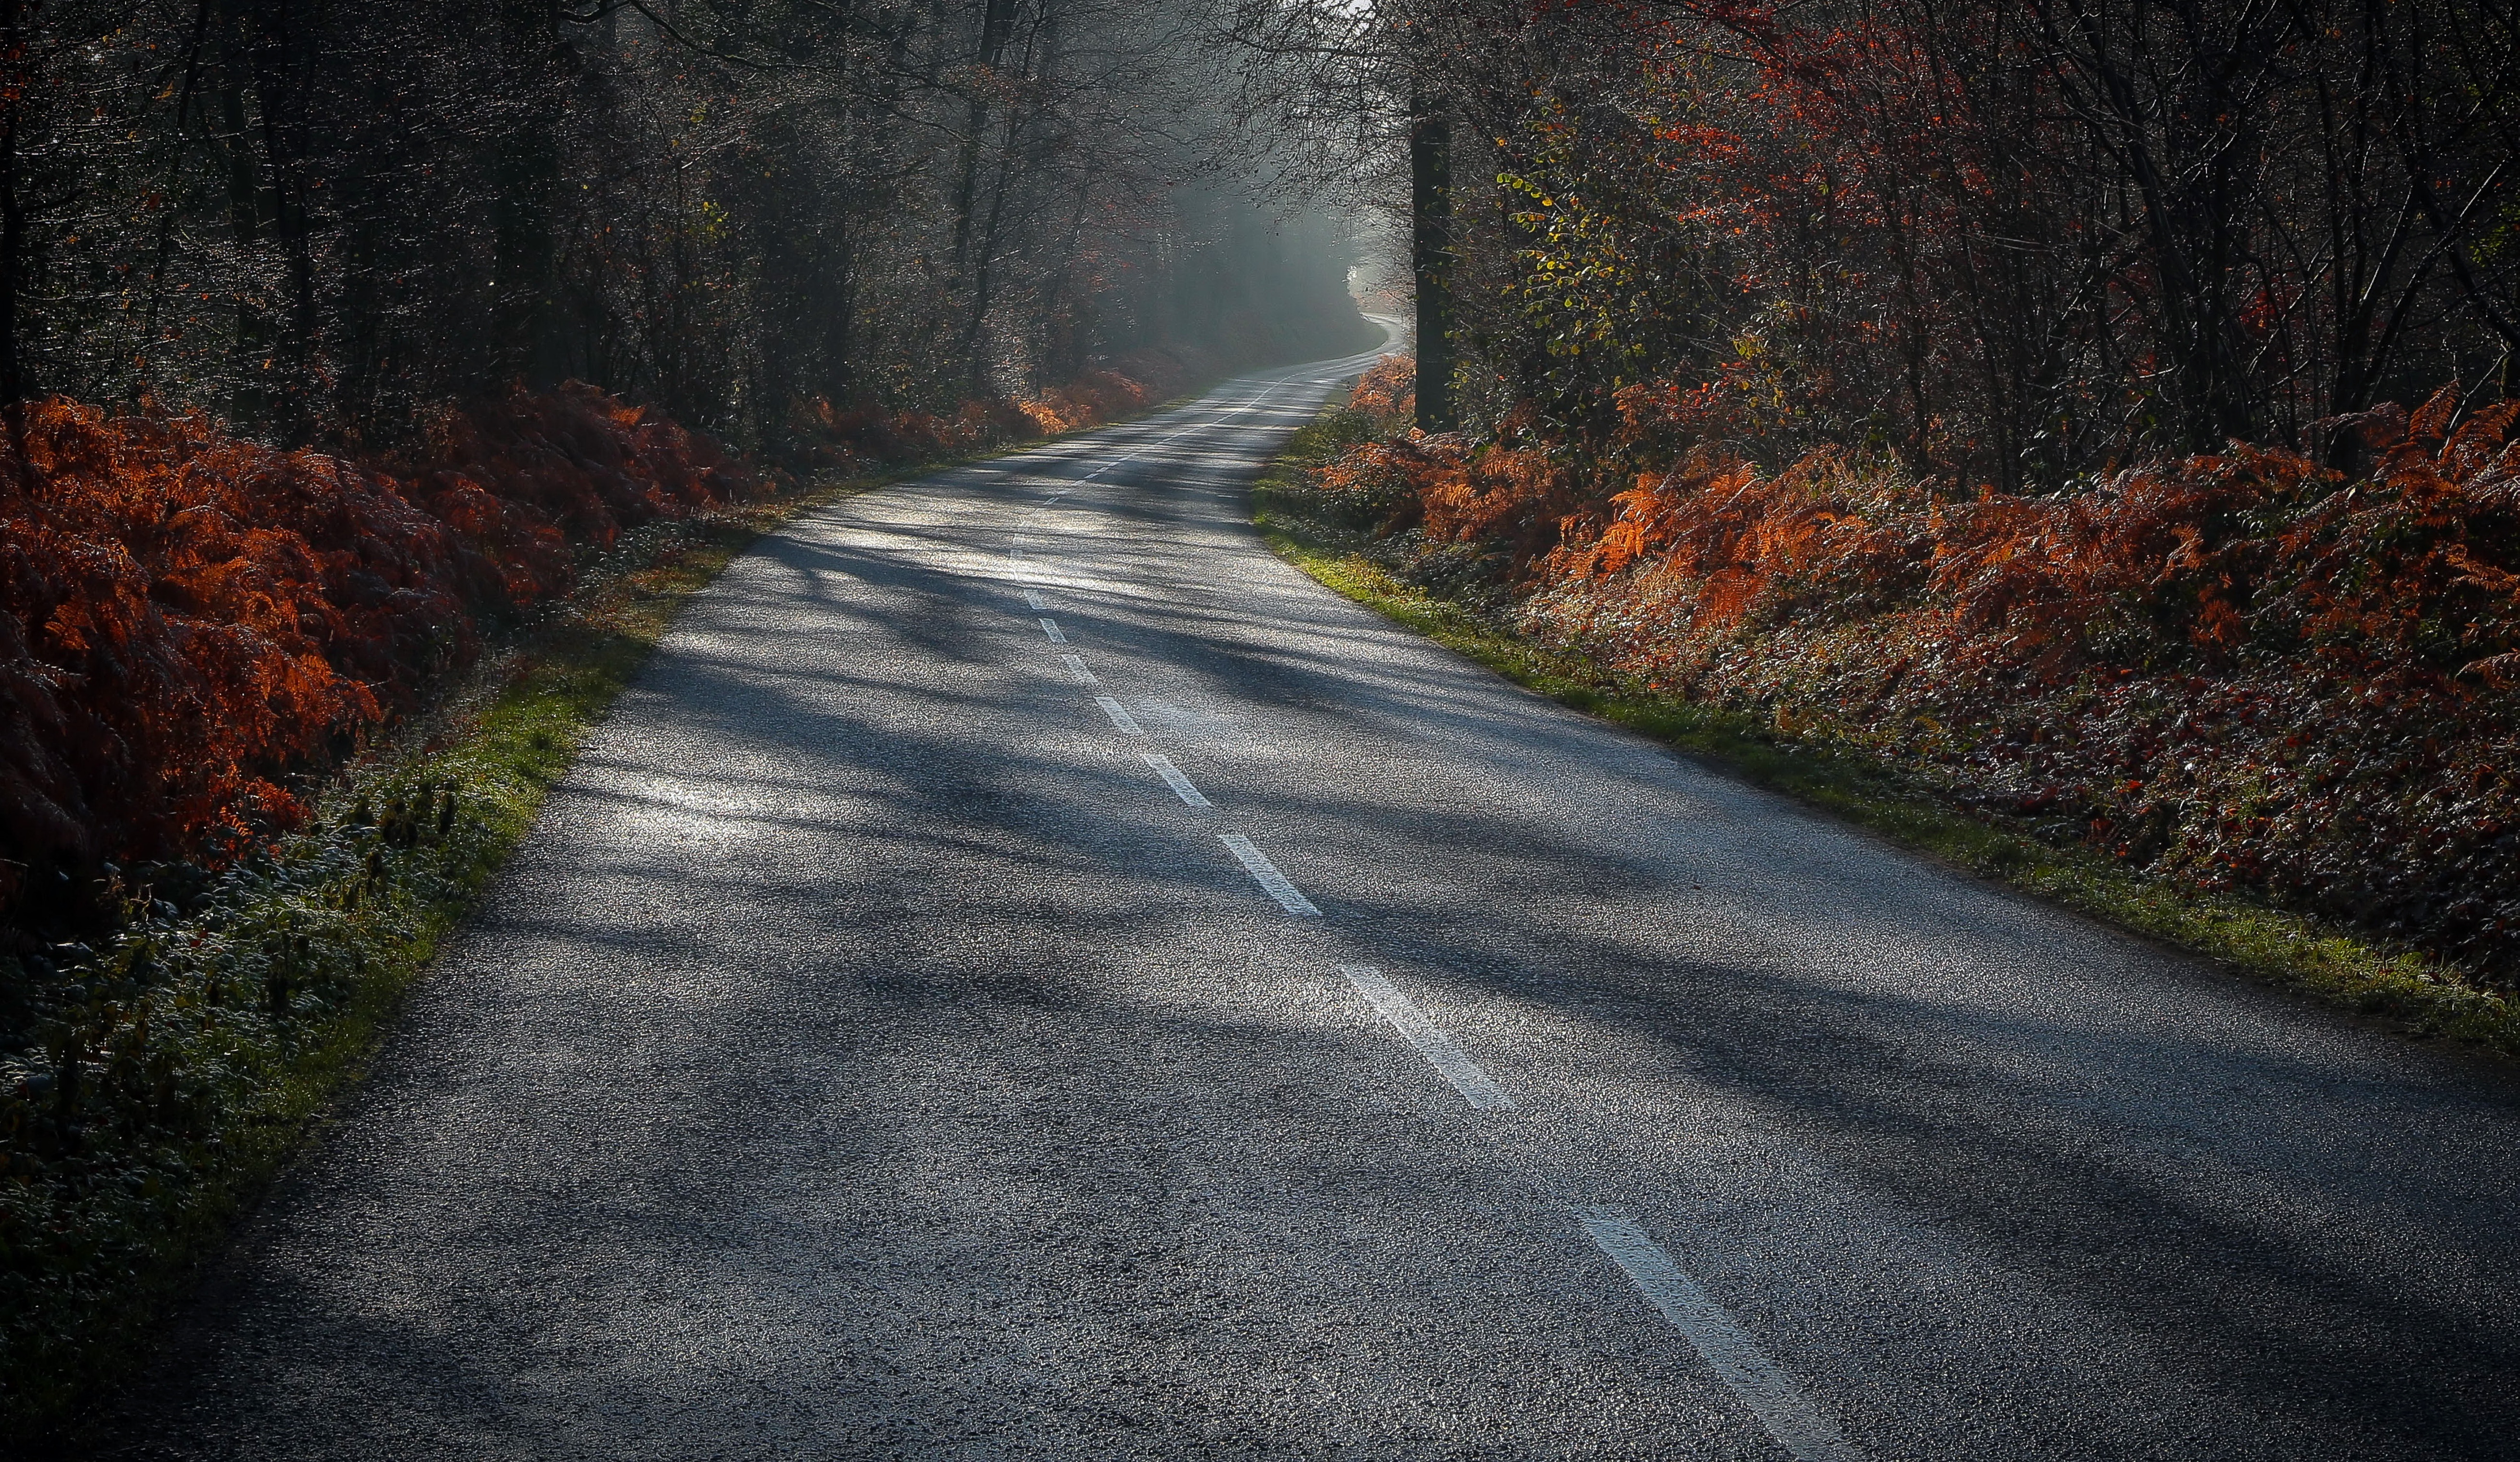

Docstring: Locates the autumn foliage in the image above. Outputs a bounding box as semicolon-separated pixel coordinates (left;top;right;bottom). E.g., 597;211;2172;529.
0;387;758;930
1378;0;2520;502
1317;367;2520;980
1018;369;1163;436
1347;355;1416;429
1240;0;2520;979
788;349;1207;477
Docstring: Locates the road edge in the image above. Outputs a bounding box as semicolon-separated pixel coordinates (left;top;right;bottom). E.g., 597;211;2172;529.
1;384;1247;1449
1249;414;2520;1067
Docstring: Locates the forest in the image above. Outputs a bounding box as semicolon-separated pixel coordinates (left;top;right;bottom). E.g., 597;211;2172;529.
0;1;1380;1423
1279;0;2520;471
5;0;2520;1434
1243;0;2520;984
0;0;1373;944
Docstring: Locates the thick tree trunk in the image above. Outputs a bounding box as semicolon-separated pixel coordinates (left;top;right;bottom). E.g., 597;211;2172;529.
949;0;1019;277
1410;94;1455;432
0;0;34;489
494;0;565;384
213;4;273;424
0;26;24;411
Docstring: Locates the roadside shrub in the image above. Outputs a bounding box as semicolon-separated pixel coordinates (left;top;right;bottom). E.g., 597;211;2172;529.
1349;354;1415;430
794;349;1209;474
0;768;499;1426
0;385;757;943
1307;370;2520;984
1022;369;1157;434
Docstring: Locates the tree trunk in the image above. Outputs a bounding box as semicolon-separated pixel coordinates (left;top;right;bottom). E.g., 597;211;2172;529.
495;0;565;384
949;0;1019;276
1410;92;1455;432
0;0;27;412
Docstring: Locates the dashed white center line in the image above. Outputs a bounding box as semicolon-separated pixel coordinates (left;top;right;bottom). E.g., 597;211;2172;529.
1062;383;1293;486
1336;966;1515;1111
1093;696;1143;734
1140;752;1210;806
1573;1209;1866;1462
999;356;1866;1462
1218;834;1320;916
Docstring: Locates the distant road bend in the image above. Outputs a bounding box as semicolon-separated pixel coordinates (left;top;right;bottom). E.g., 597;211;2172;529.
123;332;2520;1460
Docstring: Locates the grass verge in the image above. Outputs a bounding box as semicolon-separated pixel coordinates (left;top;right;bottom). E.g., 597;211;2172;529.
0;401;1198;1445
1252;415;2520;1060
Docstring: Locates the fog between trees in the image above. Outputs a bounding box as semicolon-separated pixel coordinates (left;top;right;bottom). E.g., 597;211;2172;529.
1230;0;2520;488
8;0;2515;484
0;0;1373;454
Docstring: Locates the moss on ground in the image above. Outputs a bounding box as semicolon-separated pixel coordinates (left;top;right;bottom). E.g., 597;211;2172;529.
0;404;1202;1443
1252;413;2520;1060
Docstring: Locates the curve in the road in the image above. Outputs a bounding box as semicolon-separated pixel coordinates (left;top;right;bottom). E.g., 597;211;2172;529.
109;332;2520;1461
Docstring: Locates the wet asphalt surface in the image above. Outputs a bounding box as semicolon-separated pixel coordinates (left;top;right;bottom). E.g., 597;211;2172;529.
103;335;2520;1460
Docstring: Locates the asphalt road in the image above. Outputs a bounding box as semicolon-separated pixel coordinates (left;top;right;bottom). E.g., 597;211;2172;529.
113;334;2520;1460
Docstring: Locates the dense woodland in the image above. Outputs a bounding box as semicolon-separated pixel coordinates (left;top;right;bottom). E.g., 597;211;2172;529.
0;0;1371;940
0;0;1362;448
1240;0;2520;478
3;0;2520;1431
1239;0;2520;981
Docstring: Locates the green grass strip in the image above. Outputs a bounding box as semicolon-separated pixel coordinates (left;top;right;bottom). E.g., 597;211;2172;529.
0;488;848;1443
1;397;1209;1444
1252;423;2520;1061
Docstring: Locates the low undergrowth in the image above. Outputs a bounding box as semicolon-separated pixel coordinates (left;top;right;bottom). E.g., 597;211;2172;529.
0;381;1198;1441
791;344;1217;473
0;491;809;1439
1253;389;2520;1057
3;358;1214;944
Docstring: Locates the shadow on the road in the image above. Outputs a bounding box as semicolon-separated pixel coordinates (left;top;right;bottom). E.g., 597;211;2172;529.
107;356;2520;1461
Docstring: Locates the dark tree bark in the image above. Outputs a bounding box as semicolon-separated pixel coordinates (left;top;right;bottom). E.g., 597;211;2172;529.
0;0;30;413
1411;91;1454;432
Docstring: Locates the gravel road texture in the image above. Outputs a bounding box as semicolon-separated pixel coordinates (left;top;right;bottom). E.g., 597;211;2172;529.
102;336;2520;1460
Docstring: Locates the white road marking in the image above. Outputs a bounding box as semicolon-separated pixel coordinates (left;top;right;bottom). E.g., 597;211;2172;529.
1093;696;1143;735
1040;618;1067;644
1060;653;1099;685
1065;381;1295;484
1140;752;1210;807
1023;589;1047;610
1218;834;1320;916
1573;1209;1866;1462
1335;966;1515;1111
